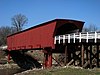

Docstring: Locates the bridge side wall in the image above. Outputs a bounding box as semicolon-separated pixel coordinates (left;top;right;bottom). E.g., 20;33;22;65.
7;22;56;51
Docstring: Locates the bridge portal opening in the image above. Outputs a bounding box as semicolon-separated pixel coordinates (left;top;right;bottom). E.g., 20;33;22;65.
55;23;79;36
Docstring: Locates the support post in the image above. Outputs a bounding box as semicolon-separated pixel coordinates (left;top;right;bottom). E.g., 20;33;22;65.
90;45;92;68
81;44;84;67
97;45;99;67
86;45;89;61
65;45;68;66
44;48;52;68
7;53;10;63
44;53;48;68
48;51;52;68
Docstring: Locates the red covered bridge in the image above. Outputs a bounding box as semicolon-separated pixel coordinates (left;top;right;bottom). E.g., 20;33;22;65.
7;19;100;69
7;19;84;50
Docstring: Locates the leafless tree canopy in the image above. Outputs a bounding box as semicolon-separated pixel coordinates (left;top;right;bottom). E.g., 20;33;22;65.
11;14;28;32
82;24;98;32
0;14;28;46
0;26;13;46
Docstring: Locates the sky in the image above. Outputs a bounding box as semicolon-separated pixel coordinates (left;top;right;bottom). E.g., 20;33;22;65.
0;0;100;29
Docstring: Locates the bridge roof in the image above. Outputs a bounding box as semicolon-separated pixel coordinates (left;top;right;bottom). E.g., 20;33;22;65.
8;19;84;37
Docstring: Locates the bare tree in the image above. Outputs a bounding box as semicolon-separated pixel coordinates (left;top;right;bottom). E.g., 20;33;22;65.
0;26;13;46
11;14;28;32
82;24;98;32
82;27;89;32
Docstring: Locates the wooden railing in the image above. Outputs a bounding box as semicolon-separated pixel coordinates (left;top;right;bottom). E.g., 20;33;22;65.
54;32;100;44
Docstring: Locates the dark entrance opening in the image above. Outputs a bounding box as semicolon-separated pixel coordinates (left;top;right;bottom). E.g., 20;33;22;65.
56;23;79;36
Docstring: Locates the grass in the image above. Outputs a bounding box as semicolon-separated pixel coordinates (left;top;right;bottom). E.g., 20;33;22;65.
26;67;100;75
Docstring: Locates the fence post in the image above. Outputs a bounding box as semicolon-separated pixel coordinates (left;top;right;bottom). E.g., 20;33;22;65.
95;32;97;43
54;36;56;44
63;35;65;43
86;32;88;43
59;36;61;44
79;33;81;42
68;34;70;43
73;33;75;43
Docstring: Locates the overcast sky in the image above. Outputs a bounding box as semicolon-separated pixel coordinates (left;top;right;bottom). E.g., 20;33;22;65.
0;0;100;29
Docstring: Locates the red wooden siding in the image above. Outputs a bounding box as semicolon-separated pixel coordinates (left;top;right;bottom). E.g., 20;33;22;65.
7;21;56;50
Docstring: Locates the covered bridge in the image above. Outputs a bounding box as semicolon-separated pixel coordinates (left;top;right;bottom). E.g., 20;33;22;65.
7;19;84;51
7;19;100;69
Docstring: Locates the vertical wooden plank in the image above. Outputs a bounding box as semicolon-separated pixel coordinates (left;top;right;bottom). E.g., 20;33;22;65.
81;44;84;67
48;51;52;68
72;44;75;65
86;45;89;61
65;45;68;66
44;53;48;68
90;45;92;68
7;53;10;63
44;48;52;68
97;44;99;67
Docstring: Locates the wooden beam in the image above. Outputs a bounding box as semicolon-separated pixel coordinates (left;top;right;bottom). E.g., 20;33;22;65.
86;45;89;61
90;45;92;68
83;60;90;68
7;53;10;63
52;57;62;66
97;45;99;68
48;51;52;68
65;45;68;66
44;53;48;68
66;59;74;66
81;44;84;67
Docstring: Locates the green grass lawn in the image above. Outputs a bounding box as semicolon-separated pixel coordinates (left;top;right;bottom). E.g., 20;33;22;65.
27;67;100;75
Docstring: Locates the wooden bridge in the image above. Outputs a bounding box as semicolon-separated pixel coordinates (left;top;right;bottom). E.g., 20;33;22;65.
6;19;100;69
54;32;100;68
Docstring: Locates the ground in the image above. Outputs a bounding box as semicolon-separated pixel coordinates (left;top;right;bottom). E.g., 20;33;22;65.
0;50;100;75
16;67;100;75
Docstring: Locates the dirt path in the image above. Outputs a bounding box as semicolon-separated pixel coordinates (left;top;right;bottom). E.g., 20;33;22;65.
0;64;25;75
